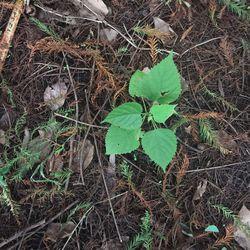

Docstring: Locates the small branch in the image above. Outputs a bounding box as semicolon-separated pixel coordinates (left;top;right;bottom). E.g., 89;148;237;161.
0;0;25;72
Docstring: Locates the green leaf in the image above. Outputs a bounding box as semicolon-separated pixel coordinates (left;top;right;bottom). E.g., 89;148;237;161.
105;125;141;154
150;104;176;123
103;102;143;130
205;225;219;233
141;128;177;172
129;52;181;103
129;70;146;97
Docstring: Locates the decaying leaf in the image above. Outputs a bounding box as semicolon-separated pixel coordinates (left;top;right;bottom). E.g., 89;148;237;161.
72;0;109;21
0;109;16;130
71;139;94;173
215;130;238;153
101;236;129;250
181;76;190;93
193;180;207;201
153;17;176;45
0;129;6;145
21;126;55;165
45;221;75;242
100;28;118;43
234;205;250;250
47;154;64;173
44;82;68;111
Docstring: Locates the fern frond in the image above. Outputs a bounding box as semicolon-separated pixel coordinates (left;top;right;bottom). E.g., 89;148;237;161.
128;211;153;250
199;119;230;154
202;85;237;112
29;17;62;41
218;0;250;20
0;177;20;219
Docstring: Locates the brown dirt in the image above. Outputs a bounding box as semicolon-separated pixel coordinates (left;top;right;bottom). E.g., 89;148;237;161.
0;0;249;249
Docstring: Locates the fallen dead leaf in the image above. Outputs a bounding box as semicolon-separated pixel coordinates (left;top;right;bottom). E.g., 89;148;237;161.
0;129;6;145
20;126;55;165
234;205;250;249
45;221;75;242
71;139;94;173
0;109;16;130
193;180;207;201
72;0;109;21
47;154;64;173
153;17;176;45
100;28;118;43
215;130;238;153
44;82;68;111
101;236;129;250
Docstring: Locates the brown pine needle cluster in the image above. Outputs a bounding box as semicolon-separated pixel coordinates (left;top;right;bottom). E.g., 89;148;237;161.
209;0;218;23
148;36;158;64
211;224;234;248
176;154;190;195
185;112;223;120
220;36;234;66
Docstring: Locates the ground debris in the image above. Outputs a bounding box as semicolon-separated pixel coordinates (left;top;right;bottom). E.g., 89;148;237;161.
234;205;250;250
44;81;68;111
44;221;75;242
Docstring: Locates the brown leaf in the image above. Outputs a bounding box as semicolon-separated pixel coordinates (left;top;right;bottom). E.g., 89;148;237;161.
234;205;250;249
100;28;118;43
71;139;94;173
72;0;109;21
47;154;64;173
153;17;176;45
215;130;238;153
44;82;68;111
193;180;207;201
45;221;75;242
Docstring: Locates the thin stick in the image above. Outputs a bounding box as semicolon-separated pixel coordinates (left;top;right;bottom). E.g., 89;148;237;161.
93;136;123;243
0;200;79;249
54;112;107;129
181;37;223;57
185;160;250;173
0;0;25;72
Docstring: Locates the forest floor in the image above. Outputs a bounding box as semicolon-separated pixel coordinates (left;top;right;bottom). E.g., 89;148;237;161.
0;0;249;249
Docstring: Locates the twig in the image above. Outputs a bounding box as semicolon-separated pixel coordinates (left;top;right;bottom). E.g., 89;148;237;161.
0;0;25;72
185;160;250;173
181;37;223;57
93;135;123;243
0;200;79;248
54;112;107;129
61;206;94;250
0;219;45;249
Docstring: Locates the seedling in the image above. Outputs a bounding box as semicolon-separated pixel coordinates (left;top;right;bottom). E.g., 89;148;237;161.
103;53;181;172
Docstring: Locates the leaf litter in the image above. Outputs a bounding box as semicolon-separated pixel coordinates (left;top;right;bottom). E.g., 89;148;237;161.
44;221;75;242
234;205;250;250
44;81;68;111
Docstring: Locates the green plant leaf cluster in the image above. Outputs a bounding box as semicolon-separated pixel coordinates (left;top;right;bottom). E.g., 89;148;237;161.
103;53;181;172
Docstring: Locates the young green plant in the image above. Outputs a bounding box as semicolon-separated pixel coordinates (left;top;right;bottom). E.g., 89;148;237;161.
102;53;181;172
